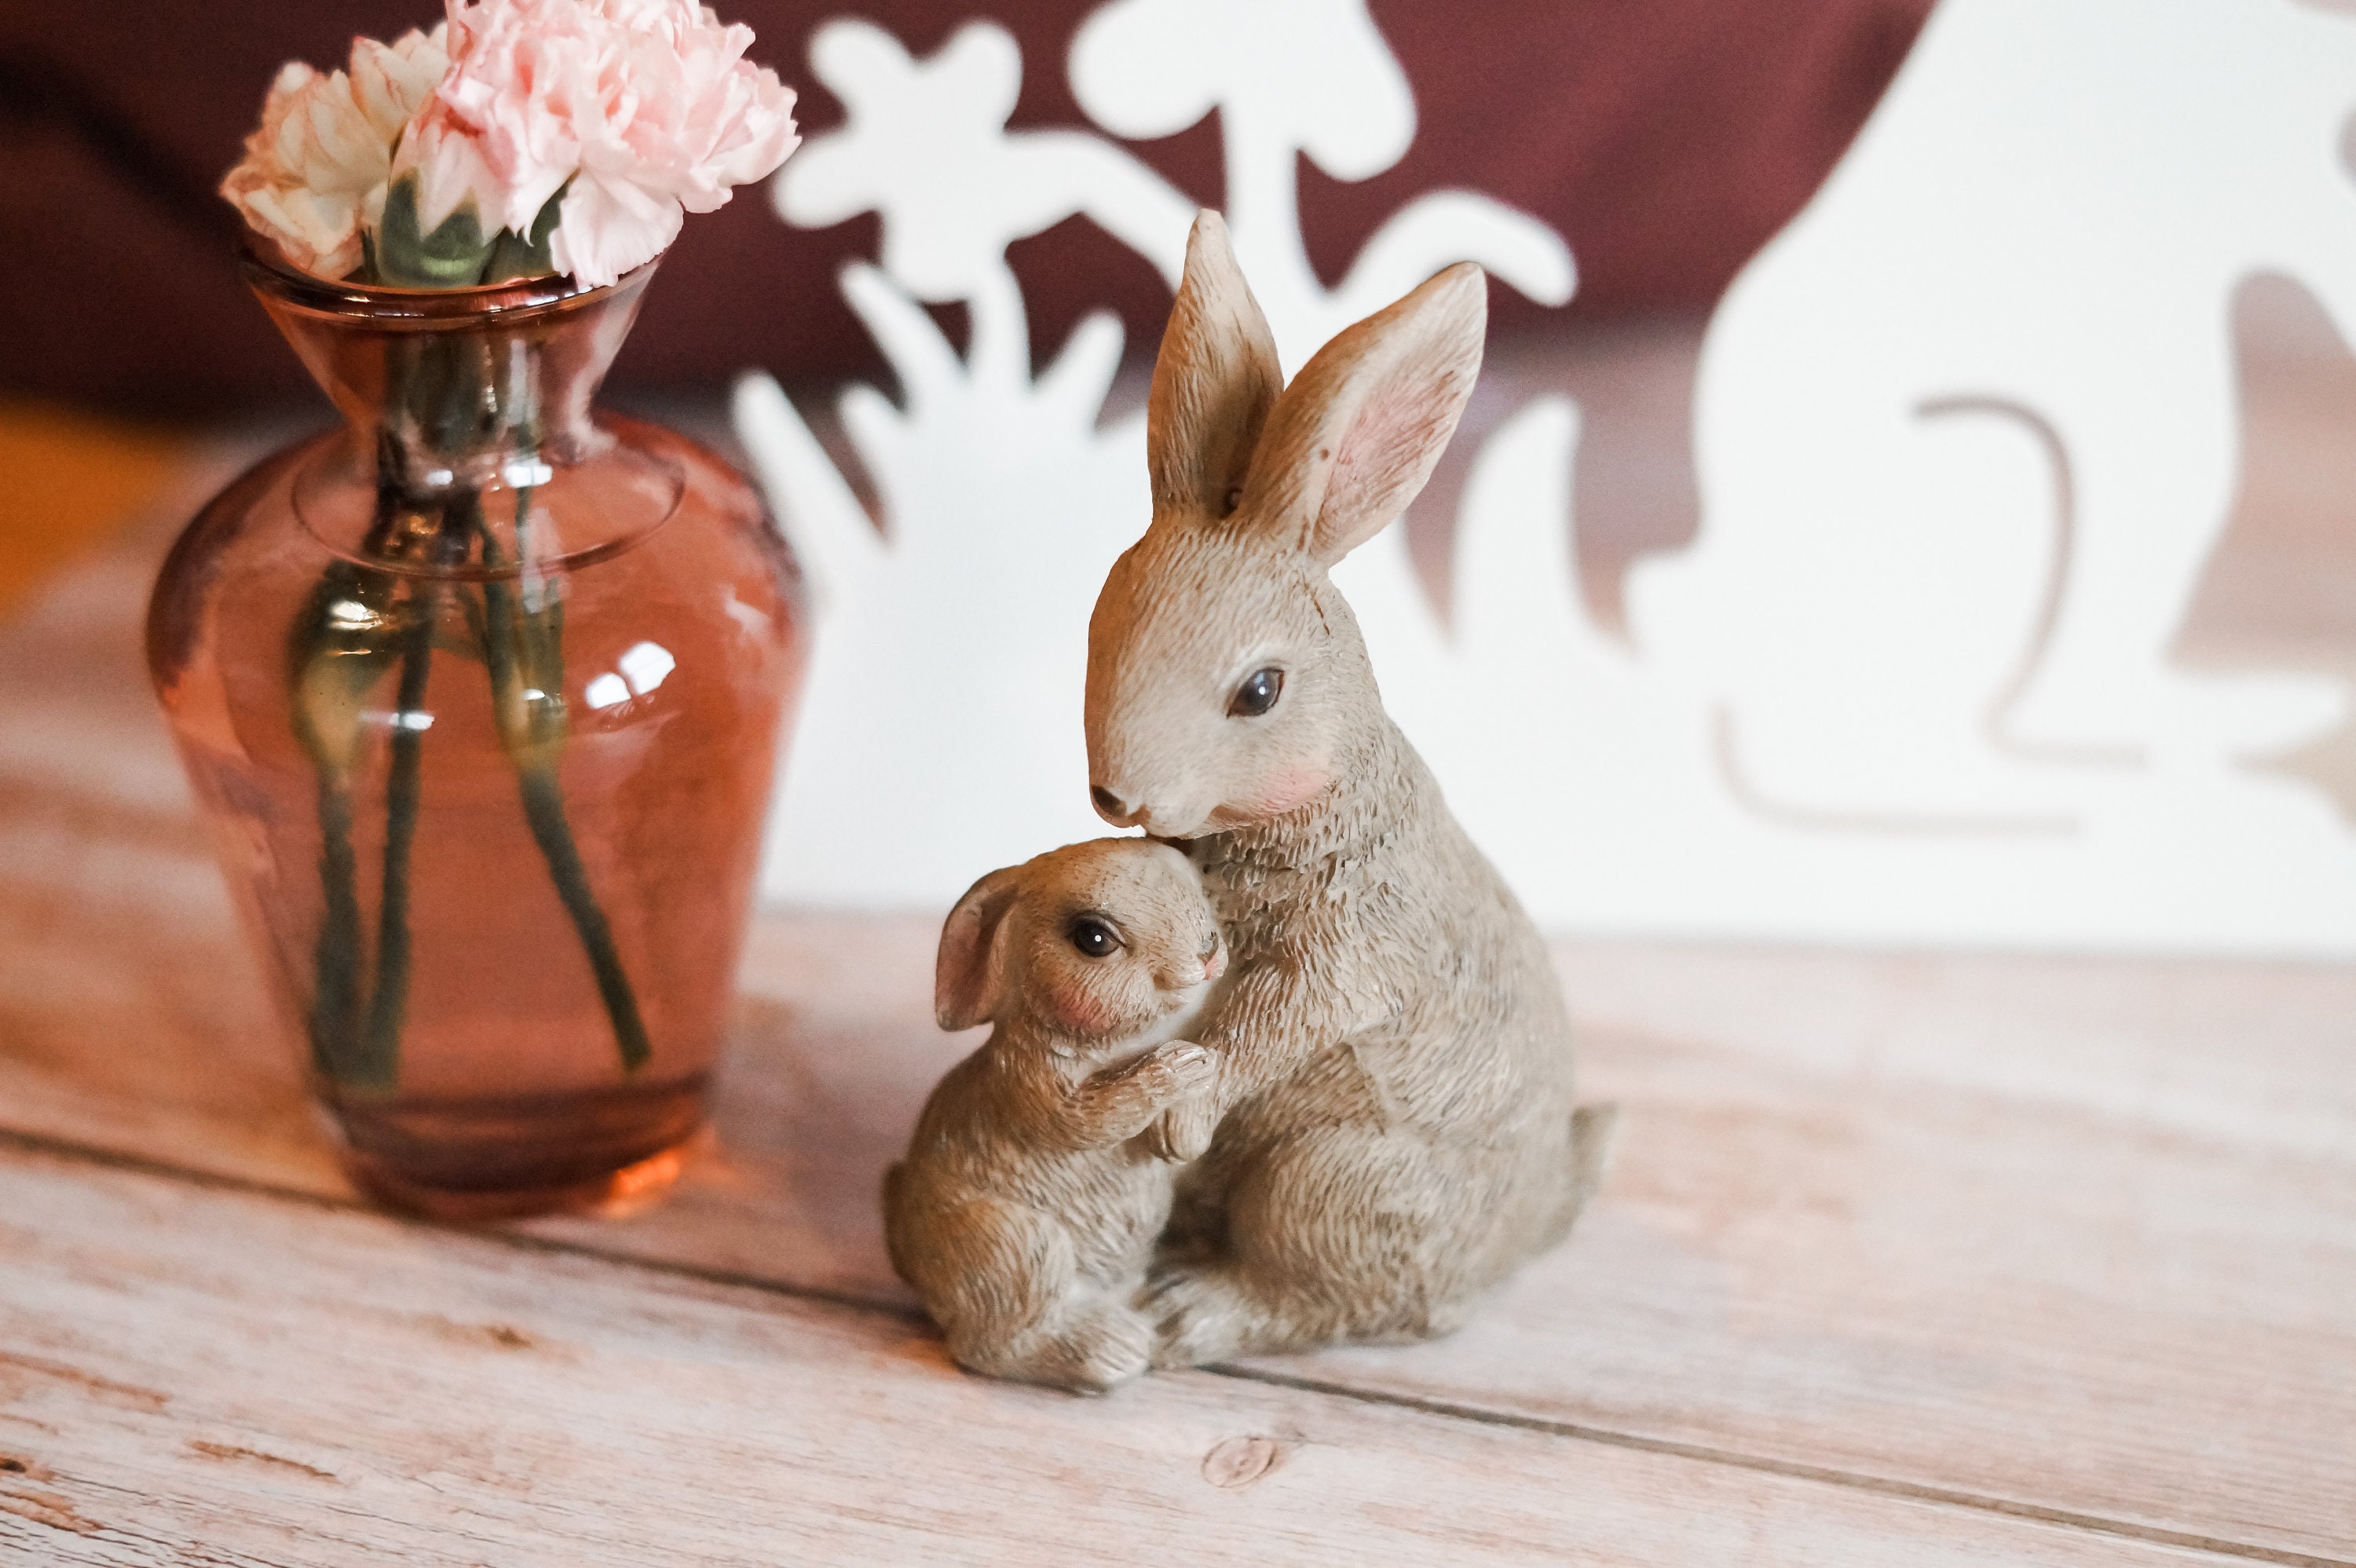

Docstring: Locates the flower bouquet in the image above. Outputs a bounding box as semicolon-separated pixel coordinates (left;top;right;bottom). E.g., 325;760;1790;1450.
148;0;808;1216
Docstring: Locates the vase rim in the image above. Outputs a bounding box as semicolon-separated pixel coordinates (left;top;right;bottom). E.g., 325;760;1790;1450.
238;233;660;323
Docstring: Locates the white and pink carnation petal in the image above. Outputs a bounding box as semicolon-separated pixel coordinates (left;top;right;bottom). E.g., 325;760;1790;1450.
243;63;322;184
708;71;798;190
349;29;451;139
220;57;395;277
601;0;704;43
225;0;799;284
244;184;367;278
437;9;601;232
299;75;392;196
548;164;683;287
394;106;510;234
253;60;318;141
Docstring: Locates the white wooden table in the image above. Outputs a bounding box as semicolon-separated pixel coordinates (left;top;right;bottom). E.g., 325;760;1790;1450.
2;452;2352;1565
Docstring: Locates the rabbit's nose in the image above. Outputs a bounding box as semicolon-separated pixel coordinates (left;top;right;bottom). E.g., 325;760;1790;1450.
1091;784;1139;826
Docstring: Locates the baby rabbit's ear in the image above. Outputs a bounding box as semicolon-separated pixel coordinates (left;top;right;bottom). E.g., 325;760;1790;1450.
935;867;1022;1031
1239;261;1486;568
1147;210;1282;519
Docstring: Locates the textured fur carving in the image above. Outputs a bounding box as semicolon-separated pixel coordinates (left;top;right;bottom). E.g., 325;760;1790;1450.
885;837;1225;1391
1086;210;1616;1367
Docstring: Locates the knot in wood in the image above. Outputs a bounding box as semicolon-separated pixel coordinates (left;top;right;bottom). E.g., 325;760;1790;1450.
1200;1434;1282;1489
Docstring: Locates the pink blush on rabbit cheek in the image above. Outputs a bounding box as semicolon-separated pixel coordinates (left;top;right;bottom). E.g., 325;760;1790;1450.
1046;977;1114;1037
1254;766;1331;818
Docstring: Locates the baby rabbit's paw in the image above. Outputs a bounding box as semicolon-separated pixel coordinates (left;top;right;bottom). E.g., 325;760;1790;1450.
1142;1095;1220;1164
1049;1301;1154;1393
1069;1043;1216;1146
1125;1040;1216;1098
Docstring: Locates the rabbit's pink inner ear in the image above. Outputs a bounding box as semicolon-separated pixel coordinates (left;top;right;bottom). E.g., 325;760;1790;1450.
935;868;1021;1031
1147;210;1282;518
1244;261;1487;568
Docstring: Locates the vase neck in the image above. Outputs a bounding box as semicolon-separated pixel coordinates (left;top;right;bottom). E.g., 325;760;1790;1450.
247;250;673;576
368;328;603;498
250;253;654;503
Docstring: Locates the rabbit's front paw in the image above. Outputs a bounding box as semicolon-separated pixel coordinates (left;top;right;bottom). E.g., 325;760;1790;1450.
1070;1043;1216;1146
1129;1040;1216;1101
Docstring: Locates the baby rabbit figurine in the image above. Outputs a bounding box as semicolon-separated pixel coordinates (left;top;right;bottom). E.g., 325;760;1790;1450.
1085;211;1616;1367
884;838;1226;1392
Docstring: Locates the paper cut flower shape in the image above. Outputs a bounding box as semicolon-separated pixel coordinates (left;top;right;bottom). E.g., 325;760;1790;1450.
780;19;1186;304
1068;0;1568;370
781;22;1033;300
1072;0;1414;179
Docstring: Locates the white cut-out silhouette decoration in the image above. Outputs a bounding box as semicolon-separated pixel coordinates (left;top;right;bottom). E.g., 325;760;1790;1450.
742;3;1576;910
742;0;2356;954
1632;0;2356;809
1069;0;1574;372
1616;0;2356;949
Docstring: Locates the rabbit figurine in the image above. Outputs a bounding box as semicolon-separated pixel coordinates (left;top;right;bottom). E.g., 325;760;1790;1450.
884;837;1227;1392
1085;210;1616;1367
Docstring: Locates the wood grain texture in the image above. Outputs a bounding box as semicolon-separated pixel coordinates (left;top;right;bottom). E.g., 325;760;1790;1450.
5;510;2356;1562
0;1143;2285;1568
0;449;349;1200
1299;950;2356;1563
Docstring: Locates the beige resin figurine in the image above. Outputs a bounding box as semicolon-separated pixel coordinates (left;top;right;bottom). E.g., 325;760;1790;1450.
1086;210;1615;1367
884;838;1225;1391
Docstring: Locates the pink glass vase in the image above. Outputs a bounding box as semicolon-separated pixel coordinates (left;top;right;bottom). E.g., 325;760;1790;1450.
148;241;807;1218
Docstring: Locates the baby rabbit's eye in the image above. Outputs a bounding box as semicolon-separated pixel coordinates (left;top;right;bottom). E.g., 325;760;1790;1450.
1068;916;1122;958
1228;667;1283;718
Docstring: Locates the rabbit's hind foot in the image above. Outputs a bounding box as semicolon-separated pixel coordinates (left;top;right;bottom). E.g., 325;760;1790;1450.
964;1296;1154;1394
1141;1261;1346;1367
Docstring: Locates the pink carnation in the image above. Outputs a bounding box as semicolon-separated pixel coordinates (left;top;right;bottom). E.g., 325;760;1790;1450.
220;27;451;278
396;0;800;287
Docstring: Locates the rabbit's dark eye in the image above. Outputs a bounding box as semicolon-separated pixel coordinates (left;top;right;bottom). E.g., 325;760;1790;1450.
1069;916;1121;958
1228;667;1283;717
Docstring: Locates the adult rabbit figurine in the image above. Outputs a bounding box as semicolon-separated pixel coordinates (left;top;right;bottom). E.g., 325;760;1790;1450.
1085;210;1615;1366
885;837;1226;1392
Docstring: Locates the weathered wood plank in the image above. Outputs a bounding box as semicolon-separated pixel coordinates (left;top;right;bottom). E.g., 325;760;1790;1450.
614;917;2356;1563
6;513;2356;1559
1297;989;2356;1563
0;1144;2288;1567
0;458;350;1201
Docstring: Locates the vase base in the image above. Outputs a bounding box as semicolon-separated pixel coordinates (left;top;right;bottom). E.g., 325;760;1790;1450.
325;1073;709;1222
345;1138;695;1222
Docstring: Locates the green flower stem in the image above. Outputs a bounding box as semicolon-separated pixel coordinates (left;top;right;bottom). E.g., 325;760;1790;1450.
307;767;365;1080
291;541;404;1087
476;489;652;1074
355;575;444;1089
514;759;651;1073
287;331;654;1090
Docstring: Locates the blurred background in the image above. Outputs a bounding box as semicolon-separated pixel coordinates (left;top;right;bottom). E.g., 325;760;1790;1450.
0;0;1925;601
9;0;2356;948
0;0;1926;404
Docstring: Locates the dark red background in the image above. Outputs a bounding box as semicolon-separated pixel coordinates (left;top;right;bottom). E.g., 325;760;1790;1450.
0;0;1929;411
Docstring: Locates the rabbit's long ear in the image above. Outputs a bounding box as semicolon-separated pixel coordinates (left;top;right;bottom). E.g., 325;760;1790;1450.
935;867;1021;1031
1147;210;1282;518
1240;261;1486;567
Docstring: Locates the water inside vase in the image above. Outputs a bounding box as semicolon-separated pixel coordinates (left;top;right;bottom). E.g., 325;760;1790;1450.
160;420;799;1218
